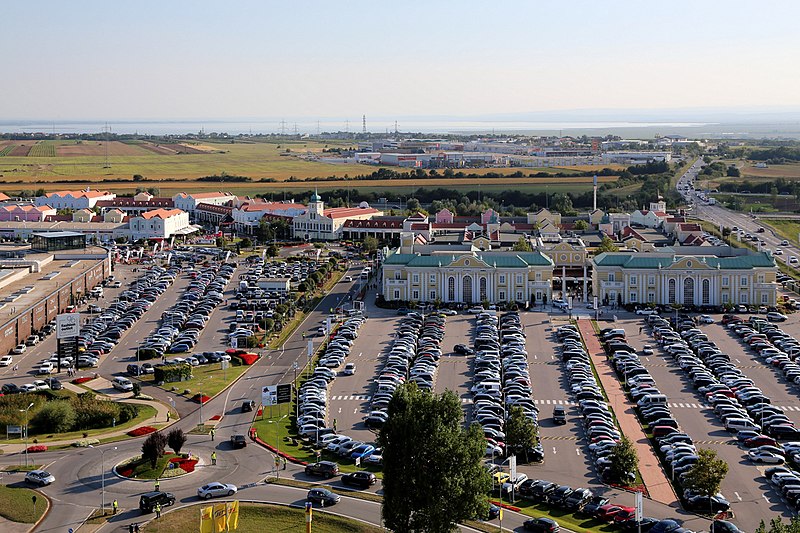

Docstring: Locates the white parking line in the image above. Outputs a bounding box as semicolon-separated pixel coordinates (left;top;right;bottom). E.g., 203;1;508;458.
734;491;742;501
576;448;581;456
552;447;557;455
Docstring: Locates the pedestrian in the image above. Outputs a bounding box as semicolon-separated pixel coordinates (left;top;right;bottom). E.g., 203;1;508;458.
154;503;161;519
332;419;337;432
112;499;118;514
638;326;643;335
154;478;160;491
210;428;216;441
166;411;170;422
283;457;287;470
211;451;217;465
129;524;135;533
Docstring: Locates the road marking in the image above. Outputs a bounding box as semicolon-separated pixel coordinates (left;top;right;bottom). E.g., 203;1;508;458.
576;448;581;456
734;491;742;501
353;408;357;414
736;358;741;364
534;355;538;360
338;407;341;414
358;352;362;357
552;447;557;455
764;494;771;504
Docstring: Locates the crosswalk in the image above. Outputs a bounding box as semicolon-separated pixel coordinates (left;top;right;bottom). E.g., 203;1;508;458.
329;395;370;401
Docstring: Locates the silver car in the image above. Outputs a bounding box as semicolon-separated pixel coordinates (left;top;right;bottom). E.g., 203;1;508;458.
197;482;237;499
26;470;55;486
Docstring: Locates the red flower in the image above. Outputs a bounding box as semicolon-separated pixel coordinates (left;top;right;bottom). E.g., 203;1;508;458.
209;415;222;421
192;394;211;404
127;426;157;437
26;445;47;453
72;376;95;384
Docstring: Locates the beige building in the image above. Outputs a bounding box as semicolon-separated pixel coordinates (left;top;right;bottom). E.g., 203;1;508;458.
292;192;382;241
382;240;554;305
592;247;777;307
537;238;590;301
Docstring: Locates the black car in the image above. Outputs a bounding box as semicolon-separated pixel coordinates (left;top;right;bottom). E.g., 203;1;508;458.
530;480;557;500
341;471;376;489
620;517;659;532
454;344;474;355
305;461;339;478
710;520;743;533
685;495;730;513
45;377;62;390
581;496;609;517
229;434;247;448
139;491;176;513
1;383;20;394
127;364;142;376
553;406;567;425
524;517;560;533
307;488;340;506
563;488;593;511
241;400;256;413
547;485;574;507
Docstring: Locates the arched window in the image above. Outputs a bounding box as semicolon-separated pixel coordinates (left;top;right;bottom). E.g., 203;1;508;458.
683;277;695;305
448;277;455;302
668;279;676;304
702;279;710;305
463;275;473;304
479;277;487;301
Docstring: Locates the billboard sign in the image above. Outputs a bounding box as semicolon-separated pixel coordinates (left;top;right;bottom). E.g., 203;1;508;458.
56;313;81;339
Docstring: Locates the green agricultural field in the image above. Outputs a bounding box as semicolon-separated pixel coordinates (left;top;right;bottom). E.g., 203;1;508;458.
27;141;56;157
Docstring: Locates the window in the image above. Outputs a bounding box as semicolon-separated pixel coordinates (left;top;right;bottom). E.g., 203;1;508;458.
479;277;487;301
448;277;455;301
683;277;694;305
412;273;419;283
516;291;523;301
499;275;506;284
393;290;400;300
499;291;506;301
516;274;523;284
722;293;729;304
702;279;710;305
394;271;401;280
758;274;765;283
722;276;729;287
647;292;655;303
430;274;436;283
412;290;419;300
668;279;676;304
430;290;436;300
648;275;655;286
740;293;748;304
535;272;542;281
630;275;637;285
761;293;769;304
608;273;616;282
630;292;637;302
741;276;748;286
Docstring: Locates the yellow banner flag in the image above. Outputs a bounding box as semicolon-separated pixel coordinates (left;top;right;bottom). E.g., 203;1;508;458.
226;501;239;531
213;503;227;533
200;506;215;533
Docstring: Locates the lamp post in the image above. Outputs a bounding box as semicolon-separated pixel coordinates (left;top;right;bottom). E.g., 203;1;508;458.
89;445;117;514
20;402;33;467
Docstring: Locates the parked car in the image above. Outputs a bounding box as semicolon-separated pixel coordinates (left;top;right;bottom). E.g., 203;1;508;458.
305;461;339;478
524;517;560;533
341;471;377;489
139;491;176;514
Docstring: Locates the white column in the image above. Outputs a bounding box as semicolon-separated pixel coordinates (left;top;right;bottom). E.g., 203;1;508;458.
582;265;588;303
561;266;566;297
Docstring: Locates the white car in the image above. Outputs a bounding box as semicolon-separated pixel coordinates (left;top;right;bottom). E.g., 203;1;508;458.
343;363;356;376
748;450;786;464
791;256;799;264
37;362;54;375
775;249;784;255
635;308;657;316
197;482;237;500
344;276;353;282
32;380;50;391
112;377;134;392
18;384;37;393
0;356;12;367
641;345;654;355
25;470;55;486
698;315;714;324
11;344;26;355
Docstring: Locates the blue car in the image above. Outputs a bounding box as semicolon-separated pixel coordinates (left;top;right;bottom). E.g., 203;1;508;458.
350;444;376;460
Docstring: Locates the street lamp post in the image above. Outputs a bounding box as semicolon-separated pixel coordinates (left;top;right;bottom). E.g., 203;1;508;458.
89;445;117;514
20;402;33;467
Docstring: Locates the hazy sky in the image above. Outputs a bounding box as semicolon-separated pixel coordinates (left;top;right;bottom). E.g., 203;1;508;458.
3;0;800;121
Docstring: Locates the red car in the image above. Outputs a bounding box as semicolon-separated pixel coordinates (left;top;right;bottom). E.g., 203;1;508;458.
613;508;638;524
596;504;633;522
744;436;778;448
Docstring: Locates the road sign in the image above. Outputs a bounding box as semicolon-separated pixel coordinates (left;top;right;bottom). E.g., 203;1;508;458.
509;455;517;480
262;385;277;407
307;340;314;359
56;313;81;339
276;383;292;404
635;491;643;522
231;337;238;349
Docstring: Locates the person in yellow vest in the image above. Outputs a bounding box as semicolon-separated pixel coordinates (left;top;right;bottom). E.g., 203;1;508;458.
210;428;216;441
154;502;161;519
211;451;217;466
112;499;118;514
154;478;160;491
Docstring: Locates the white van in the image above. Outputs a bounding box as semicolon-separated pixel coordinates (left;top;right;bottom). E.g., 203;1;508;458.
724;418;759;433
637;394;668;407
112;376;134;392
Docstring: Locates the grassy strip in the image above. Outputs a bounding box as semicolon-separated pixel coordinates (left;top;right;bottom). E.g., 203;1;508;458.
3;404;157;445
142;502;383;533
0;485;47;523
140;364;250;407
0;465;41;472
268;477;383;503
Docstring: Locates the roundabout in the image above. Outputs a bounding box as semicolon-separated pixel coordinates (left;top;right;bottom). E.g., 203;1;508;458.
113;453;203;481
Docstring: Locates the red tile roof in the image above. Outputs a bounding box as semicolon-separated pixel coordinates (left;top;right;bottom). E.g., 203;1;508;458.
140;208;184;220
323;207;381;219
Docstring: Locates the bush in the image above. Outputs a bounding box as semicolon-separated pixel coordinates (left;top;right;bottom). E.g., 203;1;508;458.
33;401;76;433
72;394;121;430
131;382;141;397
26;445;47;453
72;438;100;447
154;363;192;383
119;403;140;424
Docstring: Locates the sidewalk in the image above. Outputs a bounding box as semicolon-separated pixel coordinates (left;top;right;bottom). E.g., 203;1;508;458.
577;320;678;507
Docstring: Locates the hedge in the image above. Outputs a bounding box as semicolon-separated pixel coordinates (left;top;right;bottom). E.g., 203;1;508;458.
153;363;193;384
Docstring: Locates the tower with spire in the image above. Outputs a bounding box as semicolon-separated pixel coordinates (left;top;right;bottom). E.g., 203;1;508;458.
309;189;324;217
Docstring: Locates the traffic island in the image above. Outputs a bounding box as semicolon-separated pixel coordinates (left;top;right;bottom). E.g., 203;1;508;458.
114;452;200;480
0;484;48;528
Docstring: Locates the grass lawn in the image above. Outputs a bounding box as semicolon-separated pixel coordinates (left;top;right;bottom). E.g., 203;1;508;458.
3;404;157;445
143;502;383;533
511;498;616;533
0;484;47;523
763;219;800;247
141;363;250;406
0;465;41;472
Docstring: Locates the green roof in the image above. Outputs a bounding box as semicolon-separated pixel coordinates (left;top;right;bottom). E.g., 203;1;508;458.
383;251;552;268
594;252;776;270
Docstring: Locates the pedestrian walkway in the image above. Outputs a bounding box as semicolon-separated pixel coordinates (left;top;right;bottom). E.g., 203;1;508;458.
577;321;678;507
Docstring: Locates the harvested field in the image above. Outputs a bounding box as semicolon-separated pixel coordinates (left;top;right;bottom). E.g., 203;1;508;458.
56;140;147;157
179;143;220;152
160;143;207;154
742;162;800;179
137;143;178;155
8;144;31;156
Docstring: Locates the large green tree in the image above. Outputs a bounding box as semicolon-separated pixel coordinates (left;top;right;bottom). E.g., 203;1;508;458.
682;448;729;499
608;435;638;484
363;235;379;253
379;384;490;533
754;516;800;533
512;236;533;252
596;236;619;253
503;405;539;463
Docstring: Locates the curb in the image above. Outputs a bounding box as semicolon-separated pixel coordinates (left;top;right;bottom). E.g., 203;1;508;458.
252;435;309;466
27;488;51;533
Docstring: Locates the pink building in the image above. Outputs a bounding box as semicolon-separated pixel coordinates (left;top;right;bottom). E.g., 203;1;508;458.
0;204;56;222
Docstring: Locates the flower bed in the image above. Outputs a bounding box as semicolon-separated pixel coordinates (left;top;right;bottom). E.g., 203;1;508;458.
233;352;258;365
72;376;95;385
26;445;47;453
209;415;222;421
192;394;211;404
168;455;199;473
127;426;157;437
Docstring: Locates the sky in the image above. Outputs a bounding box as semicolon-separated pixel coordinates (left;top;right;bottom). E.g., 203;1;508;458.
3;0;800;122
